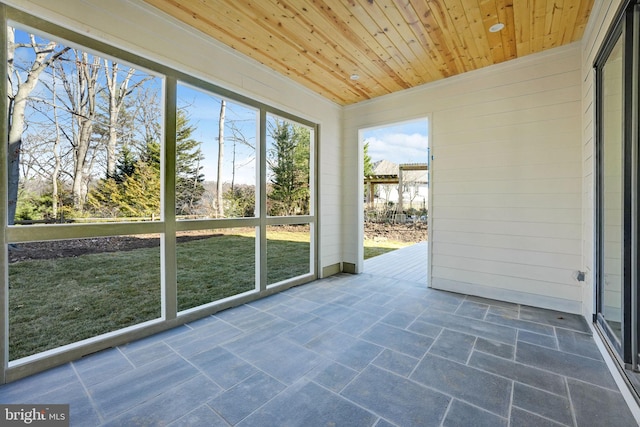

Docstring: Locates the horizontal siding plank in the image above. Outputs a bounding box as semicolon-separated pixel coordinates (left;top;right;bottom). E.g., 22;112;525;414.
435;163;581;182
433;218;581;240
434;193;581;209
432;206;581;224
432;230;580;255
434;178;581;195
432;267;581;301
433;254;578;286
435;242;581;268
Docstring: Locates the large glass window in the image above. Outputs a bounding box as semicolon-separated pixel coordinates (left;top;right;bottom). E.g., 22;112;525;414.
2;7;316;380
176;84;257;219
8;235;161;360
7;27;163;225
266;114;312;217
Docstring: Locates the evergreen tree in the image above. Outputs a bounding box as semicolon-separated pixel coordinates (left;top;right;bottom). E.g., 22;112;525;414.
267;120;310;216
87;110;204;218
175;110;205;216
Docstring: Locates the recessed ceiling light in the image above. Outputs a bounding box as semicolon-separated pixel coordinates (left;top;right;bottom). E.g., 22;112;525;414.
350;74;360;81
489;23;505;33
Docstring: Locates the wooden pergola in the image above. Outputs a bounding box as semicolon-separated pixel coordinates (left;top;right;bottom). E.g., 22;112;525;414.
364;163;428;211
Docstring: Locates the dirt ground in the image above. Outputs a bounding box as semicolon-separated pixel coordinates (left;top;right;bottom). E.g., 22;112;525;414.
8;222;427;263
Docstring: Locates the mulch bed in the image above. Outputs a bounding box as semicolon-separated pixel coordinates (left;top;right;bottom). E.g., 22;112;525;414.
8;222;426;263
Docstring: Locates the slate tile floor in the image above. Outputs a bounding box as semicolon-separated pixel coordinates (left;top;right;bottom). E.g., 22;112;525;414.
0;243;637;426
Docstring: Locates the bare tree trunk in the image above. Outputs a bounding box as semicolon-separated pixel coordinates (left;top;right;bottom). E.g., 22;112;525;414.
66;51;100;211
6;28;67;224
104;61;136;178
52;77;61;219
216;100;226;217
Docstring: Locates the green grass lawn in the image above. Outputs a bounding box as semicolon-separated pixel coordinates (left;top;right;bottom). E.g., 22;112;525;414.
8;230;405;360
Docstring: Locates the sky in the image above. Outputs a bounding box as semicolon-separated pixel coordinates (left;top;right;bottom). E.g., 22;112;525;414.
363;119;429;166
178;84;258;185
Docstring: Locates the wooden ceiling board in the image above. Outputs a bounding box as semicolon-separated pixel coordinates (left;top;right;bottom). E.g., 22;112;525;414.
143;0;595;106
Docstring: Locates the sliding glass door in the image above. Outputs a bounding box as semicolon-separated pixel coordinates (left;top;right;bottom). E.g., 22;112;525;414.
596;0;640;369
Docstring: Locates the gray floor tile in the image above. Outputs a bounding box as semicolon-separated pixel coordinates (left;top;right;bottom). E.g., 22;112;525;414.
488;305;519;318
214;304;261;324
411;354;512;417
266;304;316;324
443;399;508;427
419;310;517;344
519;306;590;333
117;324;191;352
331;291;364;307
235;336;324;384
221;310;279;331
352;299;394;317
512;382;572;425
0;364;77;402
35;379;102;426
474;338;515;360
190;347;258;389
282;295;323;312
306;329;383;370
168;405;230;427
486;313;555;336
361;322;433;358
342;365;450;427
381;310;417;328
510;407;569;427
186;315;220;329
281;317;337;345
454;301;489;320
166;322;244;358
516;341;617;390
407;320;443;338
312;303;357;322
102;375;222;427
245;292;292;310
428;329;476;363
239;380;377;427
88;353;200;418
307;361;358;392
383;294;432;315
556;328;602;360
120;340;176;367
333;311;381;336
466;295;519;310
72;347;134;388
372;349;419;377
209;372;286;425
568;378;637;427
517;330;558;350
374;419;396;427
468;350;567;395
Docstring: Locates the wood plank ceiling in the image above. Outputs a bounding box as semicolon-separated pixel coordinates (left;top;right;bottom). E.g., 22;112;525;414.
143;0;594;106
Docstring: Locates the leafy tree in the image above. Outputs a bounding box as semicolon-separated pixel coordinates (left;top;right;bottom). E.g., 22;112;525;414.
224;185;255;217
86;152;160;218
364;141;374;177
175;111;205;216
267;120;310;216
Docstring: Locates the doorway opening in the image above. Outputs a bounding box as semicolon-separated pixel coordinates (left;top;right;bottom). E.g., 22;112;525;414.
360;118;429;264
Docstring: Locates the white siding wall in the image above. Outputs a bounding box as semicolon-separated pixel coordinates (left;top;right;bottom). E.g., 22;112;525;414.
3;0;344;274
345;44;584;313
580;0;625;319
